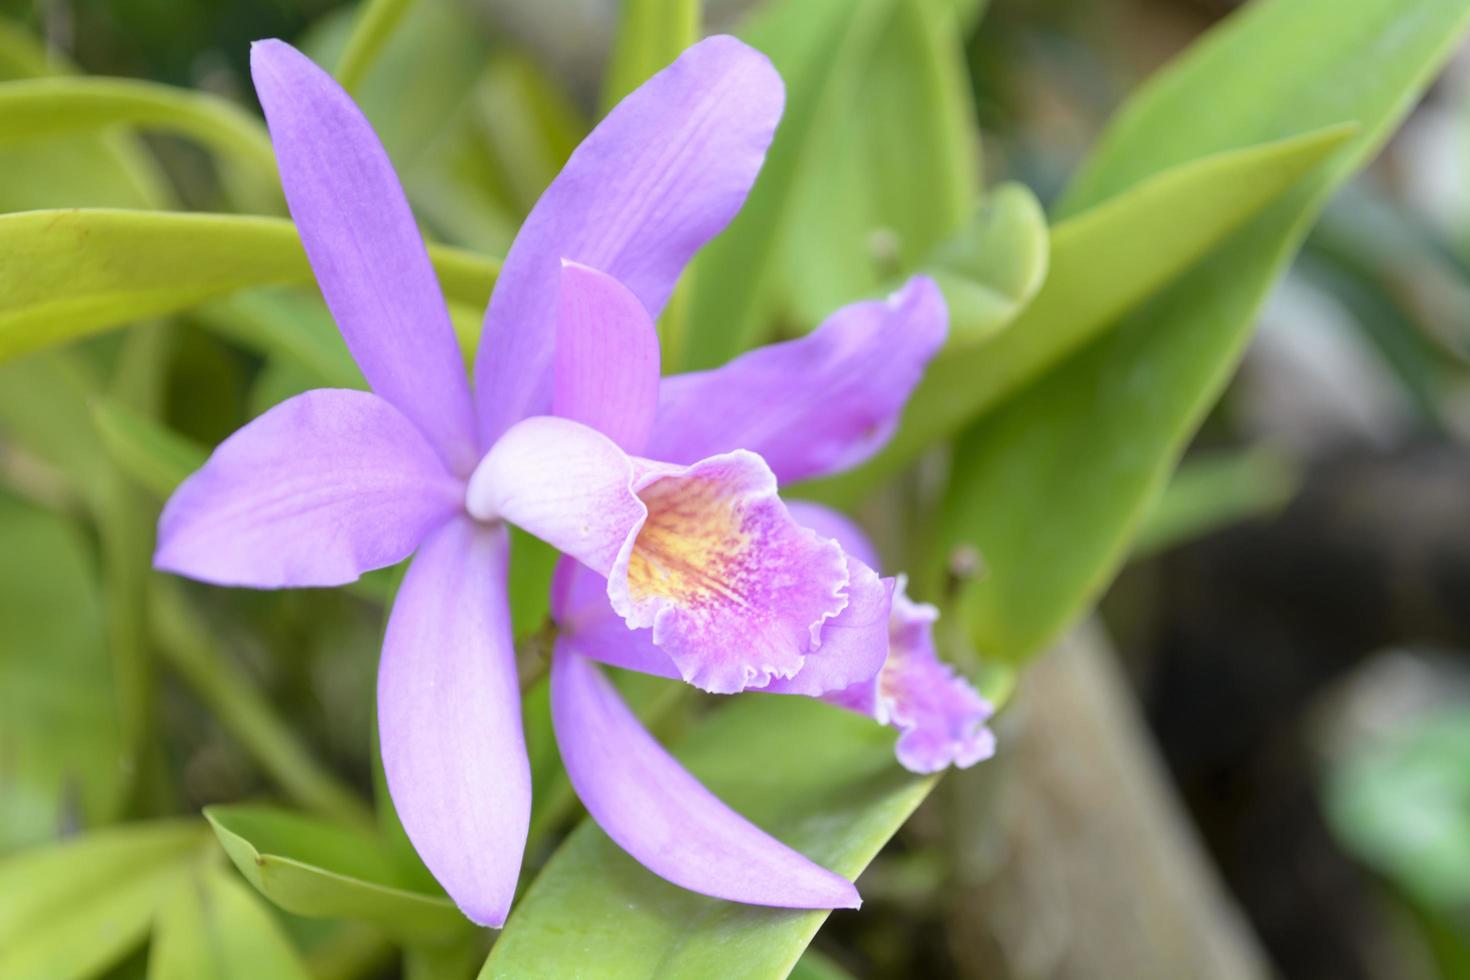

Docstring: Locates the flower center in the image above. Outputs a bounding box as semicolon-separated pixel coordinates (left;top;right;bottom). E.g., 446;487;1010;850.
626;475;749;609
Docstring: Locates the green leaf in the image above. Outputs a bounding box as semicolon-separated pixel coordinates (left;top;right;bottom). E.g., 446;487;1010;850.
92;399;207;500
771;0;979;331
0;821;210;979
602;0;701;113
148;867;313;980
1325;708;1470;912
1130;447;1299;559
194;288;363;389
485;695;933;977
684;0;977;368
0;21;167;213
789;949;857;980
205;804;470;945
807;124;1355;505
942;0;1470;661
0;491;122;850
0;77;276;179
0;351;155;808
924;181;1048;344
0;209;499;362
335;0;423;93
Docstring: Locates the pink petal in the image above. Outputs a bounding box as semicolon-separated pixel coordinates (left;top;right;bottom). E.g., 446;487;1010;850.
647;276;948;483
550;647;859;909
553;262;661;454
550;557;679;680
155;389;460;588
831;579;996;774
378;519;530;927
474;36;783;445
251;40;478;474
469;417;850;694
756;558;892;698
784;501;881;572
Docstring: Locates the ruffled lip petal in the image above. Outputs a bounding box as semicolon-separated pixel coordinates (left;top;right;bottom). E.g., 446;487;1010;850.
754;559;892;698
607;452;850;694
470;418;852;695
549;557;681;680
550;647;860;910
874;581;996;774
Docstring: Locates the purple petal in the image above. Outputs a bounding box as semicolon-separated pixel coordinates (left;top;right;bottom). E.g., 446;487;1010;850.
470;417;849;693
553;262;661;454
756;558;892;697
647;276;948;483
474;35;783;445
155;389;460;588
550;647;860;909
608;453;848;694
251;40;478;474
554;543;888;697
831;579;996;774
785;501;881;571
550;557;679;679
378;518;530;927
466;416;646;576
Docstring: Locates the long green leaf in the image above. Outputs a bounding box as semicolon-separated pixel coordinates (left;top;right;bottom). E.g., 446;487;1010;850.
485;694;933;977
924;181;1048;344
0;209;499;361
148;867;313;980
0;492;122;851
601;0;701;112
806;124;1354;505
0;21;168;213
683;0;976;368
0;77;276;177
771;0;979;331
0;821;210;979
205;804;471;945
942;0;1470;660
335;0;422;93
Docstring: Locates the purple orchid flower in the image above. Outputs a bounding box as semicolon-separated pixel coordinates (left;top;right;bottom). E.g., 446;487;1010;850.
154;35;947;926
548;333;996;785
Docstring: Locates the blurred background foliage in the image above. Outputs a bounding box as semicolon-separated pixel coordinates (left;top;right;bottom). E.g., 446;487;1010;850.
2;0;1470;977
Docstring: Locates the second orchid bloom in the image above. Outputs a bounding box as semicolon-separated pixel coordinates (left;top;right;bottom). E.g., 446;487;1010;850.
154;35;993;927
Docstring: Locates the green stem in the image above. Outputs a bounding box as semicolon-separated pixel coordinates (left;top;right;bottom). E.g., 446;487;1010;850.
150;580;374;828
335;0;420;93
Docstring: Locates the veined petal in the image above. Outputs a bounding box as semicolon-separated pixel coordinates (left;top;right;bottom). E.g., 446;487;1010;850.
755;559;892;698
378;519;530;927
155;389;460;588
550;648;860;909
553;261;661;454
469;417;849;693
647;276;948;483
784;501;881;571
251;40;478;474
830;578;996;774
550;557;679;679
554;553;887;697
474;35;783;445
611;453;850;693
